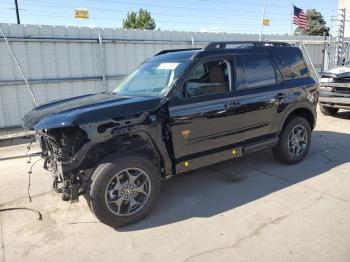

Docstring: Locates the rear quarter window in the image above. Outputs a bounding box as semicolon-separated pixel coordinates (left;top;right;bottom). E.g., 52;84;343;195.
240;54;277;89
273;52;309;80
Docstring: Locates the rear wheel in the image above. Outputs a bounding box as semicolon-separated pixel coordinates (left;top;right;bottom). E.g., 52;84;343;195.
320;105;339;116
88;154;161;228
273;117;311;164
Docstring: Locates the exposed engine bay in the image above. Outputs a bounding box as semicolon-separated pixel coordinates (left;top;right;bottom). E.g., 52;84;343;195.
38;127;88;201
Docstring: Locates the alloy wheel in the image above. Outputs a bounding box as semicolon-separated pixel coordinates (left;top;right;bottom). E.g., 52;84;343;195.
105;168;151;216
287;125;308;157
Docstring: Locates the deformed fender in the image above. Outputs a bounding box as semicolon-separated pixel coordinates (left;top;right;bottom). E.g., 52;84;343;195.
125;126;173;176
63;112;173;176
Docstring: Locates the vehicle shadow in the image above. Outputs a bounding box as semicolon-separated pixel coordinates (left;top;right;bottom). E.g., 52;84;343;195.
117;130;350;231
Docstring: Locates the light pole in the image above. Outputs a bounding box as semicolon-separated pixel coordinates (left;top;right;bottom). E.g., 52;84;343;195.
15;0;20;24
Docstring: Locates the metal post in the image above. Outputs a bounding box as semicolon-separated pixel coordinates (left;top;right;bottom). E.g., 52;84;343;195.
321;32;326;72
191;37;195;48
98;34;107;92
259;0;267;41
323;35;330;71
328;35;333;68
14;0;20;24
0;24;37;106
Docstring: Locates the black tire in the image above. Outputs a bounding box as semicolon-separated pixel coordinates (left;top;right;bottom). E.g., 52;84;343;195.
320;105;339;116
88;153;161;228
272;117;311;164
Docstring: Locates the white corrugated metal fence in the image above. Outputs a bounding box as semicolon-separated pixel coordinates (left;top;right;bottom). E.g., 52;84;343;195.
0;23;334;128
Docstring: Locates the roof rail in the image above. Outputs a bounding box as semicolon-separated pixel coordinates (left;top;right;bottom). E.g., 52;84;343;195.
155;48;201;56
204;41;290;51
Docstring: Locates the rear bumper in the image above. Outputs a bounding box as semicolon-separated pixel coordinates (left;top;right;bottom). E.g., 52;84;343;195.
319;90;350;110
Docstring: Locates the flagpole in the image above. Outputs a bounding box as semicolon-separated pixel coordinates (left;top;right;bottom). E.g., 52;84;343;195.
290;3;293;35
259;0;267;41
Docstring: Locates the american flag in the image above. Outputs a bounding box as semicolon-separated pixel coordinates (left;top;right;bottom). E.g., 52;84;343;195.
293;5;307;29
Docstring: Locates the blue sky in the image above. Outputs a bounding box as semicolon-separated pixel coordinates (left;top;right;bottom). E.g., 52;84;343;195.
0;0;338;35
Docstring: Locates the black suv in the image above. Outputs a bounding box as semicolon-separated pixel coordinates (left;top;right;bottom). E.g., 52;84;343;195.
23;41;318;227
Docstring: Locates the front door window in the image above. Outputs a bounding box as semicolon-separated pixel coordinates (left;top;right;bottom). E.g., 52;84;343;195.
185;60;231;97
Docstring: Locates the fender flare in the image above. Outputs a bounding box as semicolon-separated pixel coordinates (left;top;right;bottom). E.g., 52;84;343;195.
278;102;316;133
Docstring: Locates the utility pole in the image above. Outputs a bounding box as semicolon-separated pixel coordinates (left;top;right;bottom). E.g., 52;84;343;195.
15;0;20;24
336;8;346;66
321;31;327;71
259;0;267;41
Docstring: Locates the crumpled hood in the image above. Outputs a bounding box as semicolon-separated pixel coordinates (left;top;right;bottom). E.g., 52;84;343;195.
321;66;350;79
22;93;161;130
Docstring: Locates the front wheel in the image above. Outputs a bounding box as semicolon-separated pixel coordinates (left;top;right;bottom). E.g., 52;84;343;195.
320;105;339;116
88;154;161;228
273;117;311;164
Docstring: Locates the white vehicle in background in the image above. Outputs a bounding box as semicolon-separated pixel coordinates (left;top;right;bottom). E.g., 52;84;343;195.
319;62;350;116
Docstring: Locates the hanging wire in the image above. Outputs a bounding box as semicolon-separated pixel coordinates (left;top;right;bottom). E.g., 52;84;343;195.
27;158;41;202
0;208;42;221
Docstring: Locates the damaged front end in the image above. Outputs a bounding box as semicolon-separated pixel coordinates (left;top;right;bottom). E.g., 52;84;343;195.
38;127;89;202
22;93;169;202
30;113;173;203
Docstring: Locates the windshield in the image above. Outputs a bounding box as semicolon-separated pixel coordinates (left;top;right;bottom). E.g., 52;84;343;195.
114;60;189;97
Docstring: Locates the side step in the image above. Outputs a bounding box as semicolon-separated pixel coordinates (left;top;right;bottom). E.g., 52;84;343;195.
243;137;279;155
175;137;279;174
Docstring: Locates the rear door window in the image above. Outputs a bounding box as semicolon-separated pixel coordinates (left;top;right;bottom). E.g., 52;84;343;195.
240;54;277;89
274;53;309;80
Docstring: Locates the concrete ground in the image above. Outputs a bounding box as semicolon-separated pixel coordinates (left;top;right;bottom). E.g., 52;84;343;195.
1;110;350;262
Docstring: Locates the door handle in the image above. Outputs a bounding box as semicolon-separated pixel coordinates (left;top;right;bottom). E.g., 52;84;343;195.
274;93;287;100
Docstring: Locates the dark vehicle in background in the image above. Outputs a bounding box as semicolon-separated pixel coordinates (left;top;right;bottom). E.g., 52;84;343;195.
319;63;350;116
22;41;318;227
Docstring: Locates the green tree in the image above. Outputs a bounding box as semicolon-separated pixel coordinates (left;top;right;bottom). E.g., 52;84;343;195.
294;9;329;36
123;9;156;30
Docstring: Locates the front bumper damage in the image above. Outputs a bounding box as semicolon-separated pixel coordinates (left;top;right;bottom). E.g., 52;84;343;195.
37;128;93;202
34;111;172;203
